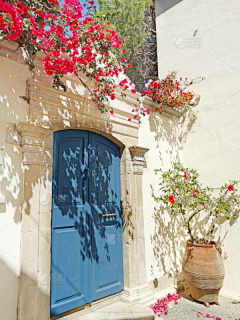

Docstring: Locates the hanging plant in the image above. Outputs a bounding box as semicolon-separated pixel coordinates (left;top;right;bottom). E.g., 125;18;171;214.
142;70;203;116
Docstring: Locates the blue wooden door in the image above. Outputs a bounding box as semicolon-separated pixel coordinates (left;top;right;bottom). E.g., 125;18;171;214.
51;130;123;316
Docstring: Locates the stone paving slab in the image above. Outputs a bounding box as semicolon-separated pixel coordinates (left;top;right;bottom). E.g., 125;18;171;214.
157;295;240;320
71;301;155;320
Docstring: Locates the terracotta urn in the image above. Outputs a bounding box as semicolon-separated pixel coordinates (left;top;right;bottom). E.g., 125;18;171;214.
183;240;225;307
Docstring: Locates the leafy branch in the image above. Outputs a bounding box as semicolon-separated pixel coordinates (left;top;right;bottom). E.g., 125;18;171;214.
154;162;240;244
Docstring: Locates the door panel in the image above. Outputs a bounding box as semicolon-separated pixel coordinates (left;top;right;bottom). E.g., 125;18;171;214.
89;134;123;301
51;131;91;316
51;130;123;316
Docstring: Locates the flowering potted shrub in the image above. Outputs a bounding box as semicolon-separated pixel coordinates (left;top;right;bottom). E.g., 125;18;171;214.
154;162;240;307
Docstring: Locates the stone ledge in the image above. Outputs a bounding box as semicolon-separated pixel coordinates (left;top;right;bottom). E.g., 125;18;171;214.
142;96;182;118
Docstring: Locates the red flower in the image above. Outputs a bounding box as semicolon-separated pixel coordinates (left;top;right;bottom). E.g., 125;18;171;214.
184;172;187;180
110;93;115;100
193;190;199;198
131;88;137;94
168;195;175;204
228;185;234;191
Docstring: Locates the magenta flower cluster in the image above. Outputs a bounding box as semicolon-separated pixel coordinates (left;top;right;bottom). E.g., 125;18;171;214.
150;293;181;316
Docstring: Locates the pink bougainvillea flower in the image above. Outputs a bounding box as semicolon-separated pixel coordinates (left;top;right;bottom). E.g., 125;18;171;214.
128;118;131;121
131;88;137;94
150;293;181;316
228;185;234;191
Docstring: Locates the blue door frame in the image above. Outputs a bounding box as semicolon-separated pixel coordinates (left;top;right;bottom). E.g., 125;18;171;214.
50;130;124;316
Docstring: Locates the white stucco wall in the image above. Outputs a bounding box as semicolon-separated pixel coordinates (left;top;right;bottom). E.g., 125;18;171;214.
0;54;30;319
139;109;182;292
155;0;240;298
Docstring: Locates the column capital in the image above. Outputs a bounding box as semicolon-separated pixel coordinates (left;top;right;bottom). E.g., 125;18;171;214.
15;123;53;167
129;145;149;174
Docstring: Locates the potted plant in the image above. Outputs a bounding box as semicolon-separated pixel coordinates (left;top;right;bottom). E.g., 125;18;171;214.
154;162;240;307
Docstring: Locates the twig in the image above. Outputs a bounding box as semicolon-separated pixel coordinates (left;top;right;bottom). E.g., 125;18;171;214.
75;73;92;94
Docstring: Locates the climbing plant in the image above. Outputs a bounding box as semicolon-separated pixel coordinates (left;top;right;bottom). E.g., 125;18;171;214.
0;1;201;122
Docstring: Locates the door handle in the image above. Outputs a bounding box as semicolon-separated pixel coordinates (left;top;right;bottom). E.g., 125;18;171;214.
101;213;118;217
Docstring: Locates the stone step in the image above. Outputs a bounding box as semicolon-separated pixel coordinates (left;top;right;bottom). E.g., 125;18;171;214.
62;301;155;320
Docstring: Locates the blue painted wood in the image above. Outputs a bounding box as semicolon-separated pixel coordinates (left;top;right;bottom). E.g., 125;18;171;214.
51;130;123;316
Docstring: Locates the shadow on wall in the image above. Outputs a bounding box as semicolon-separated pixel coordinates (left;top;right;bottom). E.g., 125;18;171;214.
147;103;198;167
0;148;23;223
149;185;186;279
146;100;204;282
148;112;180;166
156;0;183;16
0;60;30;223
0;257;48;320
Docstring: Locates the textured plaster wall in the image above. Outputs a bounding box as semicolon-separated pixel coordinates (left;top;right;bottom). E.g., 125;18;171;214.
155;0;240;298
138;109;182;291
0;55;31;319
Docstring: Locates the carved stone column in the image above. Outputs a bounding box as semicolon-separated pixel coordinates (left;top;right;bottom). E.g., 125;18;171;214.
16;123;53;320
122;146;155;304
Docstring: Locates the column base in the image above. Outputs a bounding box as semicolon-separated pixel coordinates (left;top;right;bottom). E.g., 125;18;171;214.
122;283;155;305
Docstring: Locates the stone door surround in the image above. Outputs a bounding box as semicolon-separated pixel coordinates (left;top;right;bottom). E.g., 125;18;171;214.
9;76;154;320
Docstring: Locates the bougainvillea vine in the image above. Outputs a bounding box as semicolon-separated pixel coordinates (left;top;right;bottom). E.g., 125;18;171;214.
0;0;147;120
0;1;201;122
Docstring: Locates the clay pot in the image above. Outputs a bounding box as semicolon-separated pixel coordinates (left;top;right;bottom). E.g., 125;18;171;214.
183;240;225;305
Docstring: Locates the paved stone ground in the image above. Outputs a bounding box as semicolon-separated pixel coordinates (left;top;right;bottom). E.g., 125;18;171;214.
157;295;240;320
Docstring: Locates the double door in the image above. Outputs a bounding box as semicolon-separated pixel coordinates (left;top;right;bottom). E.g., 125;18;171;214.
50;130;123;316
